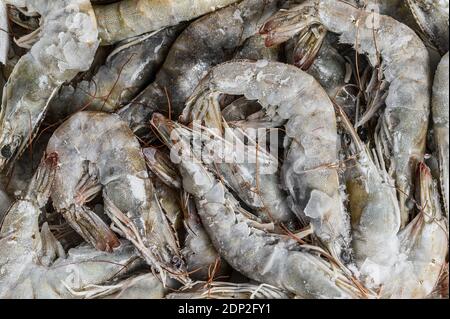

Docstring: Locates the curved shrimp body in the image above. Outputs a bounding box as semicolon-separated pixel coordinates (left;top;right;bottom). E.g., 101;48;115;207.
383;163;448;298
46;26;182;122
262;0;431;228
432;52;449;216
407;0;449;54
117;0;282;137
93;0;240;45
46;112;186;283
0;154;139;298
152;114;366;299
184;61;350;259
0;0;99;172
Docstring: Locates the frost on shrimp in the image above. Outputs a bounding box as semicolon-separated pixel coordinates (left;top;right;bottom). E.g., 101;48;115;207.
261;0;431;228
0;153;141;299
0;0;99;172
46;112;187;284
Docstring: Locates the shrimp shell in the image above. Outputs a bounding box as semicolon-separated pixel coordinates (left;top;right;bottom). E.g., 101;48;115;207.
0;154;141;298
46;112;187;284
93;0;240;45
0;0;99;172
262;0;431;228
432;52;449;216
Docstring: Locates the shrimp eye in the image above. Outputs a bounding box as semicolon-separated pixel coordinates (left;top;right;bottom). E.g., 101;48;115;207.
1;145;12;159
341;249;352;264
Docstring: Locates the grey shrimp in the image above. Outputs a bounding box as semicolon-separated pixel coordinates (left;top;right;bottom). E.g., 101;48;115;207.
117;0;283;137
46;112;187;284
383;163;448;298
432;52;449;216
407;0;449;54
46;26;183;122
93;0;240;45
143;147;228;281
0;0;99;172
0;153;141;298
182;60;350;261
262;0;431;228
152;114;372;299
166;282;291;299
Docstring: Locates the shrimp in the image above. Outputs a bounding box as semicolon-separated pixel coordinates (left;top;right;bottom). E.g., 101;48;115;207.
0;0;99;173
93;0;241;45
0;153;141;298
0;1;8;65
117;0;283;137
182;60;350;261
432;52;449;216
64;273;169;299
234;34;281;61
46;112;187;284
7;4;40;33
143;147;228;281
382;163;448;298
337;105;401;287
151;113;371;299
46;25;183;122
262;0;431;228
407;0;449;54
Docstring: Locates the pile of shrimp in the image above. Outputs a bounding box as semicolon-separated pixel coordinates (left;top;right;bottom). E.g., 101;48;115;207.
0;0;448;299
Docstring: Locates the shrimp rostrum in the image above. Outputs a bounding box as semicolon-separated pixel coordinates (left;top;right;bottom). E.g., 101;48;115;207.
0;153;141;298
261;0;431;228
